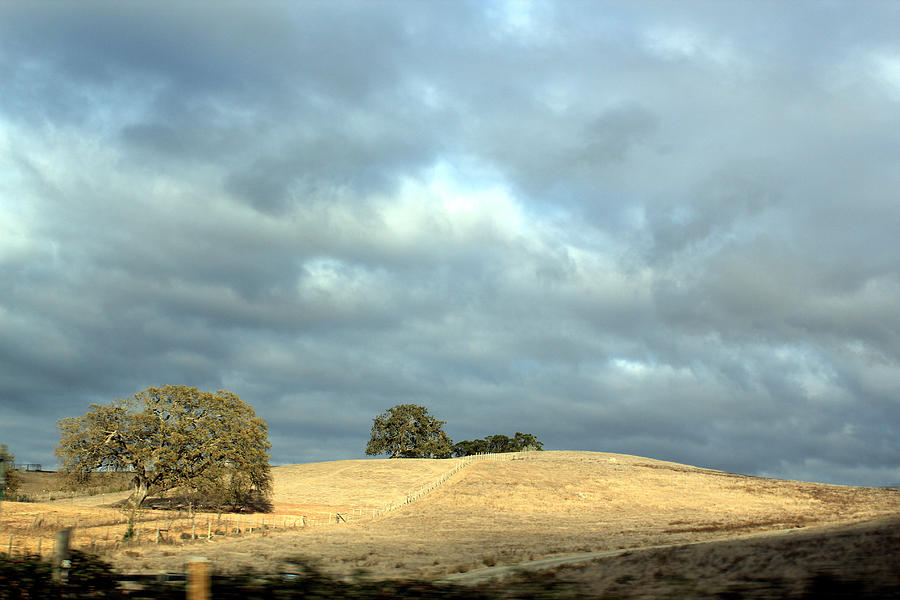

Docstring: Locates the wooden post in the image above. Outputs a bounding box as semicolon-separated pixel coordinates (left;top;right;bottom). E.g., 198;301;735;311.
37;537;42;557
53;528;72;582
187;556;210;600
7;534;12;555
207;520;212;541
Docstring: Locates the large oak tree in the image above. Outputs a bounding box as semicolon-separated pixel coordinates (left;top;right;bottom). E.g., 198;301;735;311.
57;385;271;509
365;404;452;458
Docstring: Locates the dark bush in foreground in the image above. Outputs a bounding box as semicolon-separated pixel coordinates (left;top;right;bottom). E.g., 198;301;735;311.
0;550;121;599
0;553;504;600
3;552;895;599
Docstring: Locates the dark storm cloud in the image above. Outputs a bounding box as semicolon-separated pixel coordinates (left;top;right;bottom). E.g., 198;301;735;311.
1;2;898;486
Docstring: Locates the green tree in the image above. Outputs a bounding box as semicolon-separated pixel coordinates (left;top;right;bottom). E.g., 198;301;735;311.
0;444;21;500
484;434;513;453
452;432;544;456
452;439;487;457
512;432;544;451
365;404;453;458
56;385;272;509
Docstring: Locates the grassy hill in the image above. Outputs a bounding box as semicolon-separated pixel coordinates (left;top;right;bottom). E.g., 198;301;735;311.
103;450;899;586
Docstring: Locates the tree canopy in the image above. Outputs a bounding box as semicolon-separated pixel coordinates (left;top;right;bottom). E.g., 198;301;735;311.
365;404;453;458
0;444;20;500
56;385;271;510
452;432;543;456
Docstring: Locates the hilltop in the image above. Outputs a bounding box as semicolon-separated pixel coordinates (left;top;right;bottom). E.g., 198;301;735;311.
102;450;899;586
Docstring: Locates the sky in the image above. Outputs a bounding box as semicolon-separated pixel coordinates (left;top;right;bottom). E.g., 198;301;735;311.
1;1;899;487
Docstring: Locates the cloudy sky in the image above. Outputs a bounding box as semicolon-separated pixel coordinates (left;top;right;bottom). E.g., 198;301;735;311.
1;2;898;487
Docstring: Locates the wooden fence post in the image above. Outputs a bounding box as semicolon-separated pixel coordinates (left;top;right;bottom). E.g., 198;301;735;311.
53;528;72;582
187;556;210;600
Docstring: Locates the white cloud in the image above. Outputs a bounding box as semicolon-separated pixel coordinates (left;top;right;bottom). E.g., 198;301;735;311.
376;162;527;248
486;0;561;45
643;25;746;69
869;50;900;99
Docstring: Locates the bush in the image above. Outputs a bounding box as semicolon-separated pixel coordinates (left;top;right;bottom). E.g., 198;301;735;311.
0;445;20;499
0;550;121;600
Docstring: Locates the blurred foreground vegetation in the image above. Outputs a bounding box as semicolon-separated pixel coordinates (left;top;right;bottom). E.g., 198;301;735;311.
1;551;895;599
0;552;520;600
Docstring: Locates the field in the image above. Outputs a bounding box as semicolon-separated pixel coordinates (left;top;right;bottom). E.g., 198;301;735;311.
2;451;899;596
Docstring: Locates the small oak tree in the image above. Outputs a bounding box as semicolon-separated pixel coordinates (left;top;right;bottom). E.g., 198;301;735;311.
365;404;452;458
452;432;543;456
512;432;543;451
0;444;21;499
57;385;272;510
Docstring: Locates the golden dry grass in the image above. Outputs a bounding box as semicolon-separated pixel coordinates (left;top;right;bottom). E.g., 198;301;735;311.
0;455;482;559
487;515;900;598
270;457;466;514
13;471;130;498
88;451;900;581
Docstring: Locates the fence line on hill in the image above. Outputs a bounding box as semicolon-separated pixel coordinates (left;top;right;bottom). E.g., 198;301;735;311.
0;451;536;557
370;451;533;518
0;509;352;557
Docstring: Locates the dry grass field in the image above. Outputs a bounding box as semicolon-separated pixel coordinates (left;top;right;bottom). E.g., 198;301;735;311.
11;470;131;501
106;452;899;578
3;451;898;595
270;457;465;515
0;454;489;559
483;515;900;598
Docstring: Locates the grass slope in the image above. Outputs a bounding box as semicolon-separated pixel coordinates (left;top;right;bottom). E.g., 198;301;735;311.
102;451;900;582
270;457;466;513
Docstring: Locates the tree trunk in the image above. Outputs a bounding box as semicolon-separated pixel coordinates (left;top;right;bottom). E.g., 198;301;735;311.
130;477;149;508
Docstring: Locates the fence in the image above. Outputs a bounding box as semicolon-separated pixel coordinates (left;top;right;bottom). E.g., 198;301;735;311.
1;509;352;557
15;484;136;503
371;451;530;516
0;451;534;558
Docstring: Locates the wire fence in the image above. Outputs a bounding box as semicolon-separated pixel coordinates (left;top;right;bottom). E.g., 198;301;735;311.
375;451;530;515
0;451;534;558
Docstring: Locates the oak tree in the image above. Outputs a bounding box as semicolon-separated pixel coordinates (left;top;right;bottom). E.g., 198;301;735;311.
365;404;453;458
452;432;543;456
57;385;272;510
0;444;20;500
